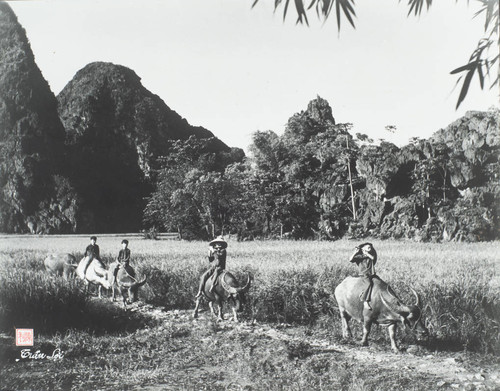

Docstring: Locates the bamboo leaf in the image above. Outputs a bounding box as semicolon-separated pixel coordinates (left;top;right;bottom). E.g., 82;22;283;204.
478;63;484;89
294;0;309;25
340;0;356;29
490;75;499;90
450;63;476;75
326;0;335;19
335;0;341;32
322;0;331;18
284;0;291;21
456;69;475;109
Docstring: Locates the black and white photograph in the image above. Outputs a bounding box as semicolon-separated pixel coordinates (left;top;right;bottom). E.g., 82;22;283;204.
0;0;499;389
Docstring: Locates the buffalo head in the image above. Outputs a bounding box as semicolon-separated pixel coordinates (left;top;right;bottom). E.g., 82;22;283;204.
220;273;252;312
380;287;429;341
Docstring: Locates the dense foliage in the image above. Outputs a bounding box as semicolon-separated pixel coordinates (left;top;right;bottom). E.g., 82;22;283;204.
143;136;245;239
145;96;499;242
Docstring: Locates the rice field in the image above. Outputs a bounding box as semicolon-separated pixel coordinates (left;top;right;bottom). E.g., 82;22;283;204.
0;236;499;390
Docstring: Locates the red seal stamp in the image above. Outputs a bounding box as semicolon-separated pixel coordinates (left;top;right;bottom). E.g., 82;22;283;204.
16;329;34;346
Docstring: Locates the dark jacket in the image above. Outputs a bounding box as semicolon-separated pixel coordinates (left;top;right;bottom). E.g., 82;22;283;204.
85;244;100;260
117;248;131;265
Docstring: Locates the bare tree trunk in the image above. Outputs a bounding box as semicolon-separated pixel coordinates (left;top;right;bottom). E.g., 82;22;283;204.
346;135;357;220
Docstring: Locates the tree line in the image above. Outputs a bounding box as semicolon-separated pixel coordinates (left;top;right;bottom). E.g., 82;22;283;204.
144;97;499;242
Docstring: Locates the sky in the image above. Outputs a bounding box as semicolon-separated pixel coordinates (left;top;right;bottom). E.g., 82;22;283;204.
8;0;499;151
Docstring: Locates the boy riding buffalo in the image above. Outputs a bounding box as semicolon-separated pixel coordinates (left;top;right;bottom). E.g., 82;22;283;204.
195;236;227;298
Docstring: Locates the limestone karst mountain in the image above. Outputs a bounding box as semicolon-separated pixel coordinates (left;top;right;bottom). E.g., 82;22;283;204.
0;2;78;233
56;62;235;232
0;3;237;233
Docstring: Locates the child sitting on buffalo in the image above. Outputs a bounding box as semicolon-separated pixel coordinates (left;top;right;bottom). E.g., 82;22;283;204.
349;242;378;310
113;239;135;279
83;236;101;276
195;236;227;298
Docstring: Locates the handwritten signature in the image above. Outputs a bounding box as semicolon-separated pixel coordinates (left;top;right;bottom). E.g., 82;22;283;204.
17;348;65;361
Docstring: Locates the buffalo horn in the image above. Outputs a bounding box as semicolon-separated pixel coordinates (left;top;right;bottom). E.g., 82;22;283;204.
220;274;238;294
236;274;252;293
119;276;147;289
381;287;408;314
220;273;252;294
410;287;422;308
380;293;397;313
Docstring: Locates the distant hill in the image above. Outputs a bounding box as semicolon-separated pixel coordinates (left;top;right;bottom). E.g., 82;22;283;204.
0;2;78;234
57;62;234;233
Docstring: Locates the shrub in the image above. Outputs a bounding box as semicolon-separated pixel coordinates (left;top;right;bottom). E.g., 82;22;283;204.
139;262;205;309
248;267;335;324
422;266;500;354
0;269;151;334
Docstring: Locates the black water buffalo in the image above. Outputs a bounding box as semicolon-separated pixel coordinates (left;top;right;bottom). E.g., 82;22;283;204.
108;261;147;309
335;276;428;352
44;253;78;280
193;271;251;322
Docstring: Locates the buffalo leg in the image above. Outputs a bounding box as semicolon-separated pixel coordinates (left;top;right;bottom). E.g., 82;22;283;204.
193;296;202;318
361;320;372;346
388;324;400;353
122;291;127;310
208;301;218;317
216;299;224;321
231;306;238;322
339;306;353;338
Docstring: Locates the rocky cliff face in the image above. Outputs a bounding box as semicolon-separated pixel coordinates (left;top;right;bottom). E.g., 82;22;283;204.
431;109;499;189
0;3;78;233
57;62;232;232
355;108;499;242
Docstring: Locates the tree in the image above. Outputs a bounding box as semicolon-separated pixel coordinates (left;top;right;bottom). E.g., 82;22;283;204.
143;136;245;239
247;98;363;239
252;0;499;109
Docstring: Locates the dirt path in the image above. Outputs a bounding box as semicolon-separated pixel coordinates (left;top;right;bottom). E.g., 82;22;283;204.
124;301;500;391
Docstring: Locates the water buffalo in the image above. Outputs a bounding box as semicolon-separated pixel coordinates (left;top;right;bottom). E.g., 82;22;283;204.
44;253;78;280
76;256;112;297
334;276;428;353
193;271;252;322
108;261;147;309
